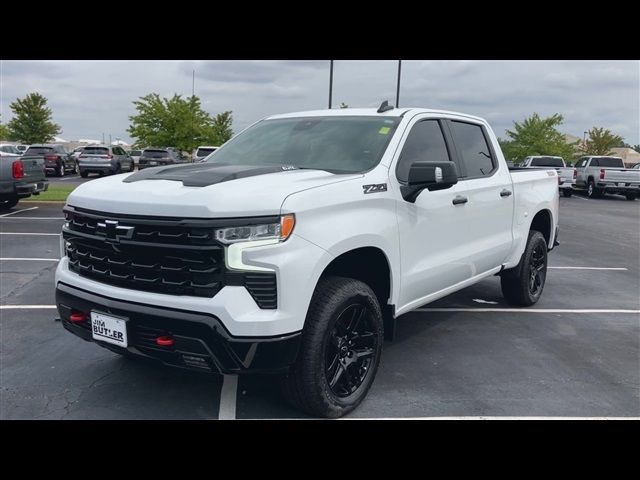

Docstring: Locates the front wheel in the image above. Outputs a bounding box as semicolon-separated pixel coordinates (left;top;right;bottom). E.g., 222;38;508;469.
57;164;65;177
282;276;384;418
80;170;88;178
500;230;548;306
626;192;637;201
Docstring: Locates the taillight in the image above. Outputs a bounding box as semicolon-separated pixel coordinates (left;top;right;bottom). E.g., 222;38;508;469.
44;155;58;161
599;169;605;180
12;160;25;179
573;169;577;179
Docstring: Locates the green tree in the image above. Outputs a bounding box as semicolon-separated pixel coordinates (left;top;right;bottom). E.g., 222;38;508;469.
7;92;61;143
583;127;624;155
501;113;578;162
127;93;233;153
633;144;640;153
0;115;13;140
206;111;233;145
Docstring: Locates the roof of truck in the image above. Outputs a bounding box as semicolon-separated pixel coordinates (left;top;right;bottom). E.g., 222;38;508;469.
267;107;486;123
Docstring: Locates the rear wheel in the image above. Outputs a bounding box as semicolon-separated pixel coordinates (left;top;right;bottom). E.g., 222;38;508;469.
57;163;65;177
0;194;19;212
587;179;600;198
562;189;573;197
626;192;637;201
501;230;548;306
80;170;88;178
282;276;384;418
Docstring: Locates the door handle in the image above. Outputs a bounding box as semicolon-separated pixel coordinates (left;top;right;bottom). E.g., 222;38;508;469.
452;195;468;205
500;189;512;197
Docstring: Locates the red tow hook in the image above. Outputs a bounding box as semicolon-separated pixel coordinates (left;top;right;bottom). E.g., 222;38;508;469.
156;335;175;347
70;312;88;323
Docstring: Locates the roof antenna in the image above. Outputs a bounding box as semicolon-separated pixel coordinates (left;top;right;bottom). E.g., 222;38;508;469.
377;100;394;113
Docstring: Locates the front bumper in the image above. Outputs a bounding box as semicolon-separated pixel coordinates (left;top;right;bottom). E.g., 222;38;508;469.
56;282;301;374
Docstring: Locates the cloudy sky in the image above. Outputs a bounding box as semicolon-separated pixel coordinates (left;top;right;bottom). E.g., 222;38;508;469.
1;60;638;145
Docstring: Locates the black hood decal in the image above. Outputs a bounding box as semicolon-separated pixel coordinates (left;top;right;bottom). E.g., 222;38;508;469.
123;163;301;187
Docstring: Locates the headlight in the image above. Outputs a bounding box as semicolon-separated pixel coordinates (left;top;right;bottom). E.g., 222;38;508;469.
215;214;295;244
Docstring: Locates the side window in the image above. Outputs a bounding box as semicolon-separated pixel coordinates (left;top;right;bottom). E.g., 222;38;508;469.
396;120;451;183
449;121;495;178
589;158;598;167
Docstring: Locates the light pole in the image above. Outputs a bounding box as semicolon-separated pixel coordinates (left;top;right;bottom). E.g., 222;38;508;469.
395;60;402;108
328;60;334;109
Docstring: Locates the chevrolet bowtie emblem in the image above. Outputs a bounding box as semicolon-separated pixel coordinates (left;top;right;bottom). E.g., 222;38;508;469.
97;220;135;243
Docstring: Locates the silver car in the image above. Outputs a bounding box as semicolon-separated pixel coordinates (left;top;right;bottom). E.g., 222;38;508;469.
78;145;134;178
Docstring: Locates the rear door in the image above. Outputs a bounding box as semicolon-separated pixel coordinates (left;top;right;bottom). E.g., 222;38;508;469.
445;119;514;274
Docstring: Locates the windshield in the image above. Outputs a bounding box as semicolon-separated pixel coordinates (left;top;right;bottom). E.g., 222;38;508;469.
0;145;20;154
530;157;564;167
25;146;54;155
142;149;170;158
597;157;624;168
206;116;401;173
196;147;217;157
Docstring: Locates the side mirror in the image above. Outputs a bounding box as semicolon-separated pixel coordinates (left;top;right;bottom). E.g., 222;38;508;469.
401;161;458;203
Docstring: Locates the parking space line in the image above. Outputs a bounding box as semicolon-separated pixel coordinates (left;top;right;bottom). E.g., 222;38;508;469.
549;266;628;271
0;258;59;261
417;308;640;313
0;207;39;217
0;232;61;236
218;375;238;420
0;305;57;309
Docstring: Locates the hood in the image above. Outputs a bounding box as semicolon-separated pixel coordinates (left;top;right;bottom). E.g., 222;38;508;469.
67;163;360;217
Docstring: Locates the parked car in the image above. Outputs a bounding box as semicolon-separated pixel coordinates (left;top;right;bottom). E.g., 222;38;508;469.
1;153;48;211
574;156;640;200
193;145;219;162
0;144;22;156
138;148;184;169
16;145;29;154
521;155;576;197
77;145;134;178
71;146;85;161
128;149;142;166
24;144;77;177
56;105;559;418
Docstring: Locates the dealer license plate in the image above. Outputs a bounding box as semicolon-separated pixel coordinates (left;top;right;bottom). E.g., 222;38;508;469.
91;311;128;347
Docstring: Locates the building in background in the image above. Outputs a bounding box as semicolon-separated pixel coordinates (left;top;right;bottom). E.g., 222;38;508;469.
610;147;640;167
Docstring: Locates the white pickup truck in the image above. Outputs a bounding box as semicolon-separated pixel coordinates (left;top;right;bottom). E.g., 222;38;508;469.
521;155;576;197
55;105;559;417
574;156;640;200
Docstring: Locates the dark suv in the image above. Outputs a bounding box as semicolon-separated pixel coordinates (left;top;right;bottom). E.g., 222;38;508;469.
24;144;77;177
138;148;184;170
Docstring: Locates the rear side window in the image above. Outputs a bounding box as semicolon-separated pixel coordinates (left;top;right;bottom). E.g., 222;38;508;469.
449;121;495;178
25;146;54;155
196;147;217;157
83;147;109;155
530;157;564;167
589;158;599;167
396;120;451;183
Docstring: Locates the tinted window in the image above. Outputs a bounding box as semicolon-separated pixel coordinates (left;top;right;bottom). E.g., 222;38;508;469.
208;116;401;174
396;120;451;183
196;147;217;157
449;121;495;177
589;158;599;167
597;157;624;168
0;145;20;154
530;157;564;167
25;146;54;155
83;147;109;155
576;158;588;168
143;149;170;158
130;150;141;156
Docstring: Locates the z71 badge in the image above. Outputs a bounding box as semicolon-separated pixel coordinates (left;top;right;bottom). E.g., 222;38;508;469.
362;183;388;194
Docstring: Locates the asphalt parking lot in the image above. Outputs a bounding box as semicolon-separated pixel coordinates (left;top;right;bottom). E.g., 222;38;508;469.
1;193;638;419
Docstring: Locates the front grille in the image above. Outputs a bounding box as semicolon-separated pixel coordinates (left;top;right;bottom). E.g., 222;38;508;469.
63;206;277;307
